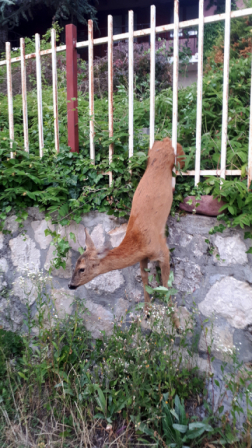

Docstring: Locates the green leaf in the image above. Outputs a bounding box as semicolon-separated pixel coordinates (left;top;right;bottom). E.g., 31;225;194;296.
145;285;154;294
96;387;107;414
172;424;188;433
18;371;28;381
153;286;168;292
69;232;76;243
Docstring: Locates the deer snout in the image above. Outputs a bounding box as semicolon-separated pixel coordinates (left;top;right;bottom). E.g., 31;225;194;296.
68;283;77;290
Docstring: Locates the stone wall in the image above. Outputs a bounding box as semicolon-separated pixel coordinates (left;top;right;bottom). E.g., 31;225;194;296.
0;208;252;378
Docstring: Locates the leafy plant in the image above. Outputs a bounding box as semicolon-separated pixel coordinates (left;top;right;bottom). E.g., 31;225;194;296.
199;176;252;253
145;271;178;305
161;394;213;448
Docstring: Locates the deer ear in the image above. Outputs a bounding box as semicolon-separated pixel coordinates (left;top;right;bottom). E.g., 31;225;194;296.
97;246;110;260
84;228;96;251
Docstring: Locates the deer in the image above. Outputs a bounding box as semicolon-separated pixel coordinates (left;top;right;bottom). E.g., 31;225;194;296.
68;137;185;328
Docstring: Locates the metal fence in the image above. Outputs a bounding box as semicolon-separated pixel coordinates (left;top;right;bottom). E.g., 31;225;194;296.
1;0;252;189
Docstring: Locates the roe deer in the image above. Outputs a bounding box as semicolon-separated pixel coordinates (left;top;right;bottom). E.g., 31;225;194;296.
69;137;185;327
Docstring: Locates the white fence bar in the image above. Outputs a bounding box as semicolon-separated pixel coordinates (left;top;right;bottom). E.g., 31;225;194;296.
149;5;156;149
20;38;29;153
88;20;95;163
6;42;14;157
195;0;204;185
172;0;179;189
220;0;231;179
51;29;59;153
128;10;134;160
108;15;113;186
35;33;44;157
248;57;252;189
179;169;241;176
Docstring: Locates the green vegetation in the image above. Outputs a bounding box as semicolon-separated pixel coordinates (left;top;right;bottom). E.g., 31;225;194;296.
0;273;251;447
0;0;97;29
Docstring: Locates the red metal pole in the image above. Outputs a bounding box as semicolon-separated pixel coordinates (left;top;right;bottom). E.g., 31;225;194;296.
66;24;79;153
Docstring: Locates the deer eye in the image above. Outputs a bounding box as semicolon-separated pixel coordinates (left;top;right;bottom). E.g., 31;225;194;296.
79;268;85;273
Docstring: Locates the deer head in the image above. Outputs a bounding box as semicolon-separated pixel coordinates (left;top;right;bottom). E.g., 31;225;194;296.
68;229;109;289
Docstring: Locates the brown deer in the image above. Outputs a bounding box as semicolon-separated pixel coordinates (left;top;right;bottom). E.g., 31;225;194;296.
69;137;185;327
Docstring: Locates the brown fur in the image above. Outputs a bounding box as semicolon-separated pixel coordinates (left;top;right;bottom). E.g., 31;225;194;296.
69;138;185;327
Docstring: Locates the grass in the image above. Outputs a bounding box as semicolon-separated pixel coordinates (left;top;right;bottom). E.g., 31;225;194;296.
0;270;252;447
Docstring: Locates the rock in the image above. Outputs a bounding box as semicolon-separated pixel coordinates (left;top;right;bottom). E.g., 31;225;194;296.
178;306;194;332
85;270;125;293
83;300;114;338
27;207;45;220
31;220;54;249
196;356;214;375
0;258;8;273
115;298;129;321
4;215;19;233
191;236;208;258
168;227;193;248
209;274;226;285
198;276;252;329
53;288;75;319
179;195;225;216
9;234;40;273
82;211;117;233
0;232;3;250
12;276;38;305
199;324;234;361
109;223;127;248
173;258;202;293
130;289;143;302
45;245;73;279
168;214;218;237
90;224;105;250
0;298;9;313
214;235;248;266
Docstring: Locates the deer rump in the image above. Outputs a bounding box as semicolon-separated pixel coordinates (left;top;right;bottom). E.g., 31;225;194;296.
69;137;185;325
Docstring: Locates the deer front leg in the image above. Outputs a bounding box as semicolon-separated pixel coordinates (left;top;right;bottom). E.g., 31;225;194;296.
159;244;180;330
140;258;151;314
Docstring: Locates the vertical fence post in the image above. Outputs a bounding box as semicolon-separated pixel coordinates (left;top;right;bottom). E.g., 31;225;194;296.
149;5;156;150
66;24;79;153
88;20;95;163
172;0;179;190
35;33;44;157
220;0;231;179
195;0;204;186
128;10;134;160
108;15;113;186
51;28;59;153
6;42;14;158
20;38;29;153
248;57;252;190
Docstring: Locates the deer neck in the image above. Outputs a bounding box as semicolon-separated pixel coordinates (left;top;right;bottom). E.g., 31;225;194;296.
98;245;141;274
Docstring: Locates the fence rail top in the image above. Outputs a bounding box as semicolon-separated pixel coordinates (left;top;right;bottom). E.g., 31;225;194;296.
1;6;252;67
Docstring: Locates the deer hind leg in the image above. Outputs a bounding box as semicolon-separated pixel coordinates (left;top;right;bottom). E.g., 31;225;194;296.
159;242;180;330
140;258;151;314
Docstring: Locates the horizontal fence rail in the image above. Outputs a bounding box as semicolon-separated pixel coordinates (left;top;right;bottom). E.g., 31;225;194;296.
1;1;252;189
